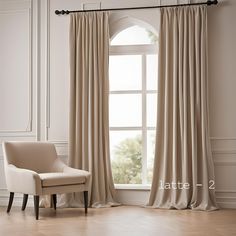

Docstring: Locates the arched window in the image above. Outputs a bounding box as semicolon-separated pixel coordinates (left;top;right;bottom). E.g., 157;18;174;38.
109;24;158;186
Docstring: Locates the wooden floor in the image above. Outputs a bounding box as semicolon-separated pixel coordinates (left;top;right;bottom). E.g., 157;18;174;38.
0;206;236;236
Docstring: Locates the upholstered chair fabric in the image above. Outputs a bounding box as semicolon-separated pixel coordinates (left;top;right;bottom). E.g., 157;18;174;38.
2;142;90;219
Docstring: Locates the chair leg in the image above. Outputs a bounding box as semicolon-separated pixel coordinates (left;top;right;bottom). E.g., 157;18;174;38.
22;194;28;211
83;191;88;214
34;195;39;220
52;194;57;210
7;192;14;213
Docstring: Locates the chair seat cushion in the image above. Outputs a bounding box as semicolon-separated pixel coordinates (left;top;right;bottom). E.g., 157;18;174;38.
39;172;86;187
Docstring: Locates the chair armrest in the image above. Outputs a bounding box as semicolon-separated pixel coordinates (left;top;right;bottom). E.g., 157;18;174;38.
5;164;42;195
48;157;91;190
63;166;91;189
52;158;90;180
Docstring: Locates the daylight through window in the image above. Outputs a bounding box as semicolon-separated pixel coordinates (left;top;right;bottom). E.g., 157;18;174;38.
109;25;158;185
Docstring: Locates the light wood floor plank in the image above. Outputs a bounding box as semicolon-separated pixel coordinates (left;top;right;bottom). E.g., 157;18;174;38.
0;206;236;236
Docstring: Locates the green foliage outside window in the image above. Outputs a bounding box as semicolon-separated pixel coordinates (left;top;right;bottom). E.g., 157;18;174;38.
147;30;158;44
111;134;155;184
111;135;142;184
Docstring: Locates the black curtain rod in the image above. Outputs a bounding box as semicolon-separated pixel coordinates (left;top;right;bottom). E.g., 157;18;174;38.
55;0;218;15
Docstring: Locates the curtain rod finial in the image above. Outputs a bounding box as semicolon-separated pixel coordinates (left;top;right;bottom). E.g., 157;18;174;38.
207;0;218;5
55;10;70;15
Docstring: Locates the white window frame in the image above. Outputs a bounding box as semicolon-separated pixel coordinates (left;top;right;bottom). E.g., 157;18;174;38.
109;43;158;188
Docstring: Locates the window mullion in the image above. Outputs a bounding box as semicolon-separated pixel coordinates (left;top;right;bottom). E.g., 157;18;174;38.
142;54;147;185
110;127;142;131
110;90;142;95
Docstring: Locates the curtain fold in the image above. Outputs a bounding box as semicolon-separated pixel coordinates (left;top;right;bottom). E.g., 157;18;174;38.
148;6;218;210
61;11;119;208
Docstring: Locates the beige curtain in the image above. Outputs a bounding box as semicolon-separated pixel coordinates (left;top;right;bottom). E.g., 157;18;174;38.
63;11;119;208
148;6;218;210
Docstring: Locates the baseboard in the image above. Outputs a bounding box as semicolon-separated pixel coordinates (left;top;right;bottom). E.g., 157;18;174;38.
0;189;34;207
0;189;235;209
216;202;236;208
216;195;236;209
116;189;236;209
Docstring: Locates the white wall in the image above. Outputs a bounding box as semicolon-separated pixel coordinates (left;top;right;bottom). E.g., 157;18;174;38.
207;0;236;208
0;0;235;208
0;0;38;205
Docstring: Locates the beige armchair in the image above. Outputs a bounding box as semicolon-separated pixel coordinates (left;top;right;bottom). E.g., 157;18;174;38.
2;141;90;220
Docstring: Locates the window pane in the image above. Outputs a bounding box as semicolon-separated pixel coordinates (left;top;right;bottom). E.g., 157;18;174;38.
147;55;158;90
147;130;156;184
110;131;142;184
109;55;142;91
109;94;142;127
147;94;157;127
111;25;155;46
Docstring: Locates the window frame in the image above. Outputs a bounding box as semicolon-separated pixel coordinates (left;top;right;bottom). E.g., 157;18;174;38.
109;43;158;188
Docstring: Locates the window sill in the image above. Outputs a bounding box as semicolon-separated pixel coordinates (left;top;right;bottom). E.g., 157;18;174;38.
115;184;151;190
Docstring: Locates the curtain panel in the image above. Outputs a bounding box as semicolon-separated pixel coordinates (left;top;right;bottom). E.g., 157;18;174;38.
65;11;119;207
148;6;218;210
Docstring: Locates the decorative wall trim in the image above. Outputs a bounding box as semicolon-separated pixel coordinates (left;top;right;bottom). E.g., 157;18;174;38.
35;0;40;141
210;137;236;140
43;0;67;144
214;161;236;166
213;150;236;154
45;0;50;140
213;149;236;166
0;133;36;138
0;0;31;4
216;190;236;193
28;4;33;132
0;7;33;135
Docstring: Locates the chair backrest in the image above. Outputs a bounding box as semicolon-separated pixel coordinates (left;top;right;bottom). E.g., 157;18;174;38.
2;142;58;173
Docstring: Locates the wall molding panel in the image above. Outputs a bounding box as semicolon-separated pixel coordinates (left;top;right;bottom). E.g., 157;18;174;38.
0;7;33;135
44;0;69;143
0;0;39;205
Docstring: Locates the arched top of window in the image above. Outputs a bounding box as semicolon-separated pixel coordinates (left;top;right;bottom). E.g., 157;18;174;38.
111;25;157;46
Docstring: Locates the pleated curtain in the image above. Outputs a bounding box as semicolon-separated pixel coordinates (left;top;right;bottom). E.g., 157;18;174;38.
65;11;119;207
148;6;218;210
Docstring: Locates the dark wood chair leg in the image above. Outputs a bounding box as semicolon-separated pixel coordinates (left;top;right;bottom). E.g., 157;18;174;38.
7;192;14;213
34;195;39;220
83;191;88;214
52;194;57;210
22;194;28;211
